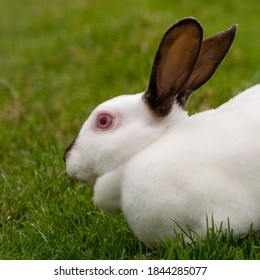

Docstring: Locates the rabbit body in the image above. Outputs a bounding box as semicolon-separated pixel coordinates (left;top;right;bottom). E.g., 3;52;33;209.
121;85;260;245
64;18;260;246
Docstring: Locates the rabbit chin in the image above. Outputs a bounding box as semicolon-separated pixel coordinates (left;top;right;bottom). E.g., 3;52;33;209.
66;159;97;186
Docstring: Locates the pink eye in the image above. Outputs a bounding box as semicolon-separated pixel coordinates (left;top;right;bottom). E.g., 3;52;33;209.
96;113;114;130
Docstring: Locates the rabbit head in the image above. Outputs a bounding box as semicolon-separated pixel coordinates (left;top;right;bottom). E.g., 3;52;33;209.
64;18;237;211
63;93;183;185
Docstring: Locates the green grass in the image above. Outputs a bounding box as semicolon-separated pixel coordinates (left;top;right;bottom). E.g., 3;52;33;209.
1;0;260;259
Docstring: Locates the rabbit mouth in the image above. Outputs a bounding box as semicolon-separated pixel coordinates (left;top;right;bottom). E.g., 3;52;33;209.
66;164;97;186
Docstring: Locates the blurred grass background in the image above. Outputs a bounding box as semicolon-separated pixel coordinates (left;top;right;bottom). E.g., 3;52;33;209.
0;0;260;259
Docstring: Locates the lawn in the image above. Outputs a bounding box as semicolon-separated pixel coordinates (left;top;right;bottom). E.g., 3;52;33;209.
1;0;260;259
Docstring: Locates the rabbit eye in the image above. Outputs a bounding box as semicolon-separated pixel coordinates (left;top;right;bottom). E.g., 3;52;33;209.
96;113;114;130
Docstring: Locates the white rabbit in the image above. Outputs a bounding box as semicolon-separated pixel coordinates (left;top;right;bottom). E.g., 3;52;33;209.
64;17;260;247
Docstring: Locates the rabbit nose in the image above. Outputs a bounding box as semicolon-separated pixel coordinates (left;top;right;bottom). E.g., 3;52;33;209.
63;151;67;162
63;133;79;162
63;146;70;162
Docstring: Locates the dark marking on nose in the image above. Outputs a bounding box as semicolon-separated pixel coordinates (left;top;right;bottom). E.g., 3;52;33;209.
63;133;78;162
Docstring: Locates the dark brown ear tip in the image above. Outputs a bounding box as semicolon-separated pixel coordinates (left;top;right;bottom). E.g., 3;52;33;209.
172;17;204;32
177;17;201;25
232;24;238;31
222;24;238;46
230;24;238;37
163;17;204;39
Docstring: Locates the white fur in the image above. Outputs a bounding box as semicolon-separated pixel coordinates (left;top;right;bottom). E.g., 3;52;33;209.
66;84;260;246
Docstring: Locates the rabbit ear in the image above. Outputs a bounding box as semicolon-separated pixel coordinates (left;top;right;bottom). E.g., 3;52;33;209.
143;17;203;117
176;24;238;106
